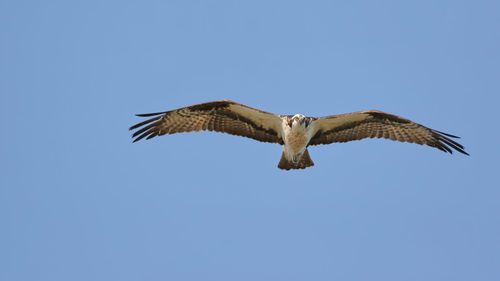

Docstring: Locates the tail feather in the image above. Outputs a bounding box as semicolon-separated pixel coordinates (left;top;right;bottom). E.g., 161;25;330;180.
278;149;314;170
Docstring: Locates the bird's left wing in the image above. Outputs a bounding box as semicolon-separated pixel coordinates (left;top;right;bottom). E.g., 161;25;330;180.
308;110;468;155
130;100;284;144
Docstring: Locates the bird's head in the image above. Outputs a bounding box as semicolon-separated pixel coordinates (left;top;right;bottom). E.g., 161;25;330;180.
292;114;306;126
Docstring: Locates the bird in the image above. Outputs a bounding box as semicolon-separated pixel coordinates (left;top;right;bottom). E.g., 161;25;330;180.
129;100;468;170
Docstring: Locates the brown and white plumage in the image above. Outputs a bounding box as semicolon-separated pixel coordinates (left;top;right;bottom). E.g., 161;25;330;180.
130;100;284;144
130;100;468;170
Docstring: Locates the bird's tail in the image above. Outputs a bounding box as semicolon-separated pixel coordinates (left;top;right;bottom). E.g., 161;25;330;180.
278;149;314;170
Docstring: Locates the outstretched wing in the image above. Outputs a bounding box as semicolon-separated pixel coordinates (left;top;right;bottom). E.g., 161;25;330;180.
129;100;284;144
308;110;468;155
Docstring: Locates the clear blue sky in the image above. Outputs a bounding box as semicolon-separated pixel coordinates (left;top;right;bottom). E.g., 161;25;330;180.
1;1;499;280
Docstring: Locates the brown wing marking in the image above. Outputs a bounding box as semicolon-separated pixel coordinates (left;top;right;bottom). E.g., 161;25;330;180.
129;100;284;144
309;110;468;155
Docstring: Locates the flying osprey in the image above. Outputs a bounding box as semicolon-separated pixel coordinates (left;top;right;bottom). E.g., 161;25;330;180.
130;100;468;170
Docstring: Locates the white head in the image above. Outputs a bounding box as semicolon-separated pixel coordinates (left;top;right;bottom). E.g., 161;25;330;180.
292;114;305;120
292;114;306;126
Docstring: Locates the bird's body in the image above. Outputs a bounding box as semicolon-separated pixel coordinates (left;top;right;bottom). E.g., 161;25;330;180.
282;114;313;162
130;100;468;170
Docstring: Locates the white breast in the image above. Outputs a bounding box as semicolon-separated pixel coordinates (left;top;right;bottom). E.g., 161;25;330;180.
282;119;317;160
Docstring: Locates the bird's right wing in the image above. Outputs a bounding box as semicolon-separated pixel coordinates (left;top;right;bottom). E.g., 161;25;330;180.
129;100;284;144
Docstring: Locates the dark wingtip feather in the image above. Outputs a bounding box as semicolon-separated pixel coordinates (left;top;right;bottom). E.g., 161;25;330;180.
129;116;162;131
434;130;460;138
131;122;158;138
130;114;164;142
132;129;156;142
433;130;469;156
136;111;169;117
146;132;158;140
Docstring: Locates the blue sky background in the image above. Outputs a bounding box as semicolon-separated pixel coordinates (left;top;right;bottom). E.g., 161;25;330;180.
1;1;499;280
